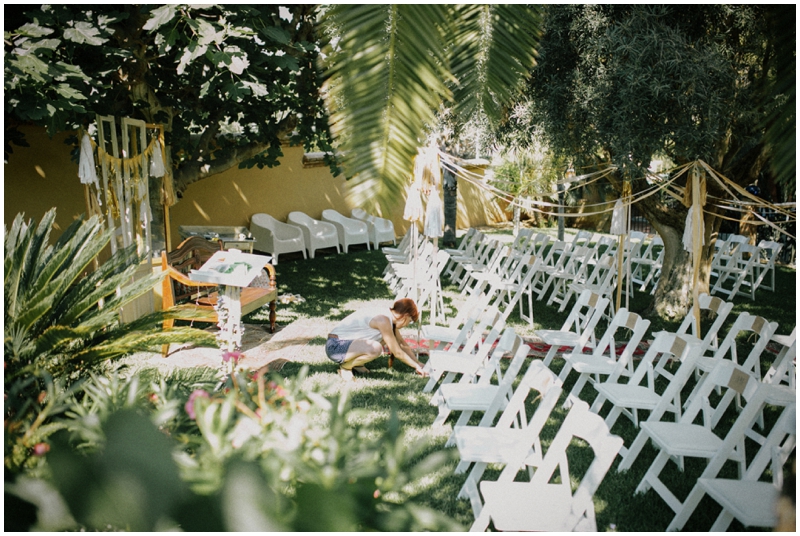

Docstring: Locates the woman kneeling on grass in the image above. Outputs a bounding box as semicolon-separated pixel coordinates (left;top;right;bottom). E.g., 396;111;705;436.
325;298;429;381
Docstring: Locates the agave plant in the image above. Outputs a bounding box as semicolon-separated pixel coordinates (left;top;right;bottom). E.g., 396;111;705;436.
4;209;216;471
321;4;543;215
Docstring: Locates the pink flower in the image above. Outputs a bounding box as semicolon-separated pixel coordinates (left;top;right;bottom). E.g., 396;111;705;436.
33;443;50;456
185;389;210;419
222;351;243;364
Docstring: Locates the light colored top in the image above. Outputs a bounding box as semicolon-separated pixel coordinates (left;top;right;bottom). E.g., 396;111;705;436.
330;307;391;341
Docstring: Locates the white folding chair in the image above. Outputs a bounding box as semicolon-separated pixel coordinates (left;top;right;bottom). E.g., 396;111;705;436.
764;328;796;388
591;333;701;463
630;234;664;293
667;396;796;531
452;360;563;517
558;252;617;312
691;312;778;428
432;329;525;428
656;293;733;359
753;239;783;292
710;242;761;300
558;308;651;408
632;360;768;515
534;289;609;367
472;401;623;532
422;319;506;396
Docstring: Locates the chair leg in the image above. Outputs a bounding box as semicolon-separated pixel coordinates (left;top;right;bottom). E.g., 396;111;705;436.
269;300;277;333
162;318;175;357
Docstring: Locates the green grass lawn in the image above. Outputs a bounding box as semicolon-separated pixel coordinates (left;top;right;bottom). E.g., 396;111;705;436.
227;229;797;531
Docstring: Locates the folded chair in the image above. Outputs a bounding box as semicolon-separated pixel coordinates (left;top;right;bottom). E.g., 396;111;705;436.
710;242;761;300
558;308;651;408
452;360;563;517
764;328;796;388
690;312;778;428
753;239;783;292
667;395;796;531
472;400;623;532
557;252;617;313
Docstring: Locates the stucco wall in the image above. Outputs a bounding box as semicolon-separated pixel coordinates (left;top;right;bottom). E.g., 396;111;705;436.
5;127;509;248
4;126;87;235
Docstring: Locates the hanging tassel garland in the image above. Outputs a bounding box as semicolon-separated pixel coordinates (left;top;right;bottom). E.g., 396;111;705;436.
78;133;99;188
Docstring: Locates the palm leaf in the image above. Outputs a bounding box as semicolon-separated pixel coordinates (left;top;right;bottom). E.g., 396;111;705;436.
449;4;543;126
323;4;451;214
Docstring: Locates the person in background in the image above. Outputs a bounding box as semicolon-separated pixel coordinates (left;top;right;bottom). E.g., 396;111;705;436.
325;298;428;381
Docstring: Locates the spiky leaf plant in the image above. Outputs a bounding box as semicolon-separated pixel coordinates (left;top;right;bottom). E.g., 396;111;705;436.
4;209;216;471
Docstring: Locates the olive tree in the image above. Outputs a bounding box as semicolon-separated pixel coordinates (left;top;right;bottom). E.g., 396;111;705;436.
519;4;792;317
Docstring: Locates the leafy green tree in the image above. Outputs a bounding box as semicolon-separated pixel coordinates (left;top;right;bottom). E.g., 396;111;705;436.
4;5;335;194
321;4;543;214
517;5;793;317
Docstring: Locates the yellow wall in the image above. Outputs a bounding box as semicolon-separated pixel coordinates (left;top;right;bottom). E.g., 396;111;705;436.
5;127;509;247
4;126;87;234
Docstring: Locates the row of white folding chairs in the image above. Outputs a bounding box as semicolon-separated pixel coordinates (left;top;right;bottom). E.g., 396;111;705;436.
419;319;623;531
539;288;796;530
710;235;783;300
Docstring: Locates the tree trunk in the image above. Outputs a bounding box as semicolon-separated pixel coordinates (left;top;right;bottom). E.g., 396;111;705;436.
443;167;458;248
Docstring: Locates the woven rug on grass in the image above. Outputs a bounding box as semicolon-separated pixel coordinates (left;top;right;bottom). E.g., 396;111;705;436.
401;337;650;359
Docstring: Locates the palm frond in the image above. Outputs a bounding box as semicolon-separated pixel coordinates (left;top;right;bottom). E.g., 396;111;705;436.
323;4;451;214
449;5;543;126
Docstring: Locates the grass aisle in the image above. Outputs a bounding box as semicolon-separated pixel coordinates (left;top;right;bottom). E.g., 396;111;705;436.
248;233;795;532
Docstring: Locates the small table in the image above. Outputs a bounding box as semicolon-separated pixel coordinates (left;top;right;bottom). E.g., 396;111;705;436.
179;225;256;253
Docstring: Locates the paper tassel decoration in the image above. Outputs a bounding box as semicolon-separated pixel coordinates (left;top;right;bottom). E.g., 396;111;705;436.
424;184;444;238
149;140;166;178
403;180;424;223
682;209;705;252
610;198;628;235
78;133;99;187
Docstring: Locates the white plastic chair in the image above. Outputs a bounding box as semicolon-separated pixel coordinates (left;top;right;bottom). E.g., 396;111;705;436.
667;396;796;531
351;208;396;248
764;328;796;388
558;308;651;408
452;360;563;517
321;209;371;253
472;400;623;532
286;211;340;259
249;213;307;265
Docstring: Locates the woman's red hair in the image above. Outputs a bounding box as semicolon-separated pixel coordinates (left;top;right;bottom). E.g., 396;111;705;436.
391;298;419;322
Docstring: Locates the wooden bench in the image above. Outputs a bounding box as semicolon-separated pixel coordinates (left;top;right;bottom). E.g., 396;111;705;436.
161;236;277;356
